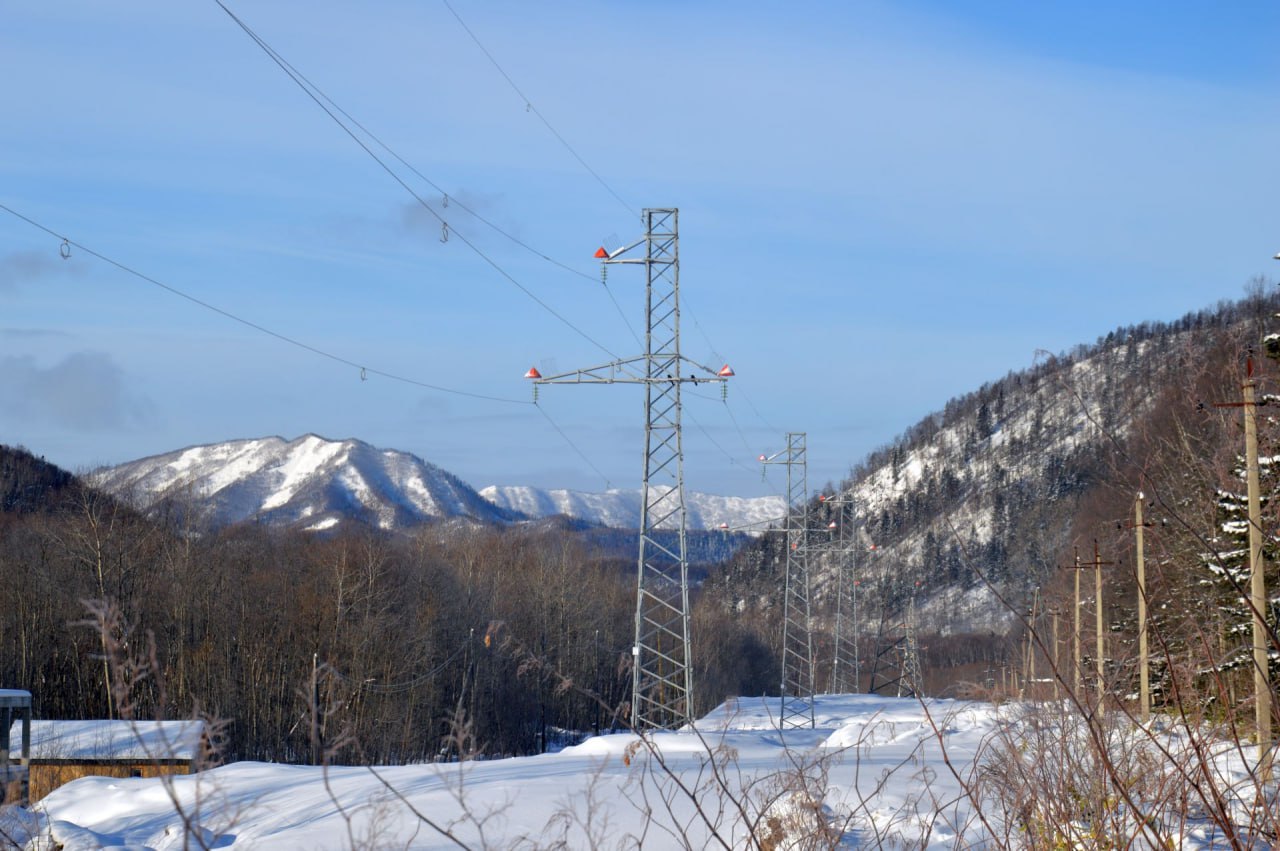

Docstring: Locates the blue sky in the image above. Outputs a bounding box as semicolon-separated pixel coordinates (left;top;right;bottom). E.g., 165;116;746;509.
2;1;1277;500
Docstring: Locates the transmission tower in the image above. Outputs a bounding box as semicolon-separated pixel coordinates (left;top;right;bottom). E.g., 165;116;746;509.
868;582;923;698
760;433;815;729
822;492;861;695
897;592;924;698
528;208;733;730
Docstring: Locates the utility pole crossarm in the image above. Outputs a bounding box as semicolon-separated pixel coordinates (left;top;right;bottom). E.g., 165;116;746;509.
533;357;729;386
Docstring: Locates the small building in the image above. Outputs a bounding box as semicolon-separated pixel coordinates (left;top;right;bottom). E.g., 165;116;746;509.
0;690;32;805
8;718;206;802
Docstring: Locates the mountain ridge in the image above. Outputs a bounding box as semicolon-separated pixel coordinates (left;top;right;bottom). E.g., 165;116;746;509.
480;484;786;535
91;434;786;536
90;434;519;532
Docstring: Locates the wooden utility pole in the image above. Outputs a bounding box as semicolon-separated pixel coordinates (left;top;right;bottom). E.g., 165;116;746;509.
1063;545;1113;714
1023;591;1039;700
1051;608;1061;701
1088;540;1114;716
1135;494;1151;723
1214;360;1273;779
311;652;322;766
1242;375;1272;780
1120;495;1157;722
1061;549;1085;696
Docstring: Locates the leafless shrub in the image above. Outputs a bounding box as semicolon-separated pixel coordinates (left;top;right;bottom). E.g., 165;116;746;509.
73;597;238;851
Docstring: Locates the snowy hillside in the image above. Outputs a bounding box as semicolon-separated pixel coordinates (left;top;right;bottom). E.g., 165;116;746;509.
762;308;1251;638
90;435;516;532
480;484;786;534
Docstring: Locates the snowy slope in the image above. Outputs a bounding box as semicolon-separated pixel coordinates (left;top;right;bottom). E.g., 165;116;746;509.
13;696;997;849
795;332;1192;635
90;435;516;532
10;695;1261;849
480;484;786;534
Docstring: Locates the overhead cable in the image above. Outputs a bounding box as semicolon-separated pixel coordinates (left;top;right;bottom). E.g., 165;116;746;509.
214;0;622;363
4;200;619;490
215;1;646;354
535;403;611;489
440;0;635;219
0;201;526;405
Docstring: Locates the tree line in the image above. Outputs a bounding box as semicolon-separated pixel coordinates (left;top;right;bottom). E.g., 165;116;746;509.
0;457;777;763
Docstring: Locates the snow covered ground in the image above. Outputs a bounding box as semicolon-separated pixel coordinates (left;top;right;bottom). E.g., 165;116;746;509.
2;695;1270;849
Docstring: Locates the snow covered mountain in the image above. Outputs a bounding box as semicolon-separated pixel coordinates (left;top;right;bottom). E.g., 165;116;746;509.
90;435;783;536
91;435;517;532
479;485;786;534
723;295;1276;639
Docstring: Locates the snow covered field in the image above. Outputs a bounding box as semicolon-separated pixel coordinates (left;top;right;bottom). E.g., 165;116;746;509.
3;694;1271;849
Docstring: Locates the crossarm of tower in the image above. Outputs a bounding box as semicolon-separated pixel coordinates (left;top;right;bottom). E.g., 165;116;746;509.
534;356;727;385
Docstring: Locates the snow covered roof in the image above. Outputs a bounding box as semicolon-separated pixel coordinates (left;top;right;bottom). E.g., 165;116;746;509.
9;720;204;762
0;689;31;708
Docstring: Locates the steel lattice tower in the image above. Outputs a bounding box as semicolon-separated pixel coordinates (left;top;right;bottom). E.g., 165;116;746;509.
761;433;815;729
869;592;923;698
531;209;732;730
897;595;924;698
825;493;861;695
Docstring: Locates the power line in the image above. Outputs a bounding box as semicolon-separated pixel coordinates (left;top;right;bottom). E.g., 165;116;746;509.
0;201;526;405
327;642;468;695
224;3;647;355
535;403;611;489
221;14;600;289
440;0;635;219
683;293;779;435
683;405;781;494
684;383;765;459
390;2;774;461
2;200;623;487
213;1;647;361
432;0;645;347
215;0;623;364
216;2;647;355
434;0;645;347
603;279;644;350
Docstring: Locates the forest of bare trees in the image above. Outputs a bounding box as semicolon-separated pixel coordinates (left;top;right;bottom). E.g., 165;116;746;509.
0;464;784;763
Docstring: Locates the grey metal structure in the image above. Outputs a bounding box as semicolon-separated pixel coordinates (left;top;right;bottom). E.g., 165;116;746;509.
532;208;730;730
868;590;923;699
897;595;924;698
825;493;861;695
761;433;815;729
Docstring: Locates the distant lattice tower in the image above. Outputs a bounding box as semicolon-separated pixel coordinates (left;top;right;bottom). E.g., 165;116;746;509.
896;592;924;698
761;433;815;729
868;587;924;699
821;491;861;695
